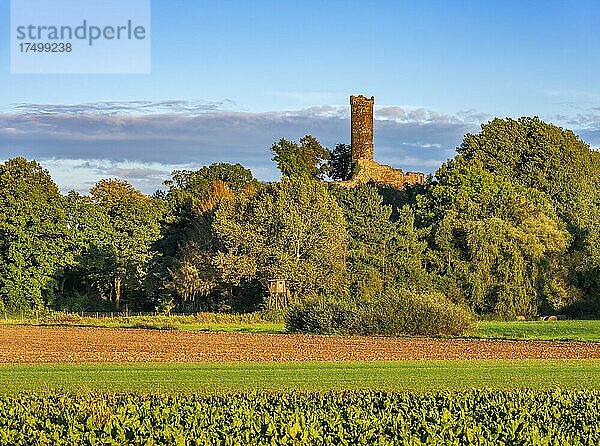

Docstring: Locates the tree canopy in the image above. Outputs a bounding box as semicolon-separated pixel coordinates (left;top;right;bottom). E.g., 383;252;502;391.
0;158;71;312
457;117;600;311
271;135;330;179
417;160;572;317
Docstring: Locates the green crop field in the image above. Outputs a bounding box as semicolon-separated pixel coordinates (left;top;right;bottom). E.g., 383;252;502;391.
1;390;599;444
1;360;600;395
2;360;600;443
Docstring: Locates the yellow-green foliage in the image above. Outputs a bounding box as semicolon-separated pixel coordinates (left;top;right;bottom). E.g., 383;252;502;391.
0;390;598;445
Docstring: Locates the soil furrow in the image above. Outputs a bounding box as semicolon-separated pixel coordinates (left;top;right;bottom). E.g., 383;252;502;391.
1;326;599;363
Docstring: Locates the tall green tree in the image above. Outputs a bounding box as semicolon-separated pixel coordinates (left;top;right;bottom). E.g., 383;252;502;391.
457;117;600;310
271;135;331;179
0;158;71;313
416;162;572;317
333;185;428;301
55;191;114;310
88;179;163;309
329;143;353;181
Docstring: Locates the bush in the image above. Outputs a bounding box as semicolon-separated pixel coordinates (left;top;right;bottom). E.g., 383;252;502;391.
286;290;473;336
563;298;600;319
355;290;473;336
286;298;355;334
51;291;109;312
191;309;286;324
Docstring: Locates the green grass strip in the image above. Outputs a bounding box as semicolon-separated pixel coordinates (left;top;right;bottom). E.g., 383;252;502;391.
0;360;599;394
472;320;600;342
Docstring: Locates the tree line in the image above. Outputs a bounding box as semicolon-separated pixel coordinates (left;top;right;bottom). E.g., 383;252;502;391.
1;117;599;325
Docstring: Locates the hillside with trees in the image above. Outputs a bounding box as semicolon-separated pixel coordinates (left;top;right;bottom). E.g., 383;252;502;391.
1;117;599;334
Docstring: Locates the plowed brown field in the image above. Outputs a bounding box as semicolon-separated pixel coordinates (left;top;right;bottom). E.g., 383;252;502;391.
1;326;599;363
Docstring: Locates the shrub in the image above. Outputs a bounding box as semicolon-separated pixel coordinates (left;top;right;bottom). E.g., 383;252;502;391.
131;320;176;330
285;297;355;334
191;310;286;324
563;298;600;319
51;291;109;312
355;289;473;336
286;290;473;336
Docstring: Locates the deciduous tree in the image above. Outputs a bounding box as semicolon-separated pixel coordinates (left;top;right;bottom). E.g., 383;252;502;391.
0;158;71;312
457;117;600;311
417;163;572;317
89;179;163;309
271;135;330;179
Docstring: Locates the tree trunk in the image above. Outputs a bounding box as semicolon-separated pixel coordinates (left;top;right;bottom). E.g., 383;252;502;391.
114;277;121;309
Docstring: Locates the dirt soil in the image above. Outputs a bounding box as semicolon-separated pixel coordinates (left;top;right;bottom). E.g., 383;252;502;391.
1;326;599;363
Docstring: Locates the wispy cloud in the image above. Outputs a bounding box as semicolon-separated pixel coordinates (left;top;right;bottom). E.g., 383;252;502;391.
7;100;241;116
560;113;600;130
544;113;600;150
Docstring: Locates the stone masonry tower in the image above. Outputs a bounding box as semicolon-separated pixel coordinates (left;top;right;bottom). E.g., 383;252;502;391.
350;95;374;162
339;94;425;190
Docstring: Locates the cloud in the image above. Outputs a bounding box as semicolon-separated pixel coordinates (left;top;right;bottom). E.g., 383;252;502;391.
561;113;600;129
0;127;20;136
1;100;491;192
375;106;487;125
543;113;600;149
9;99;240;115
38;159;200;194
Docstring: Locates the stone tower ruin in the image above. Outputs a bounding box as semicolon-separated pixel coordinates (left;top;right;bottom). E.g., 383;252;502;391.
350;95;374;162
338;94;425;190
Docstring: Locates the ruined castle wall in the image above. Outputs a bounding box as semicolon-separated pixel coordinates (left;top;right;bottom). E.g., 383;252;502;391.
336;159;425;189
350;95;374;161
402;171;425;185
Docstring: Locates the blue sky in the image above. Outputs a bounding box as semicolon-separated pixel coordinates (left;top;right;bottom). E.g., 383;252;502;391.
1;0;600;192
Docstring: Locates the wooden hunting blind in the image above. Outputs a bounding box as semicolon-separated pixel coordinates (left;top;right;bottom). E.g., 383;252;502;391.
267;278;290;309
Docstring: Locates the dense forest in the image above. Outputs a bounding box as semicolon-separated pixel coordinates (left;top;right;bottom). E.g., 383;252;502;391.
1;117;600;331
